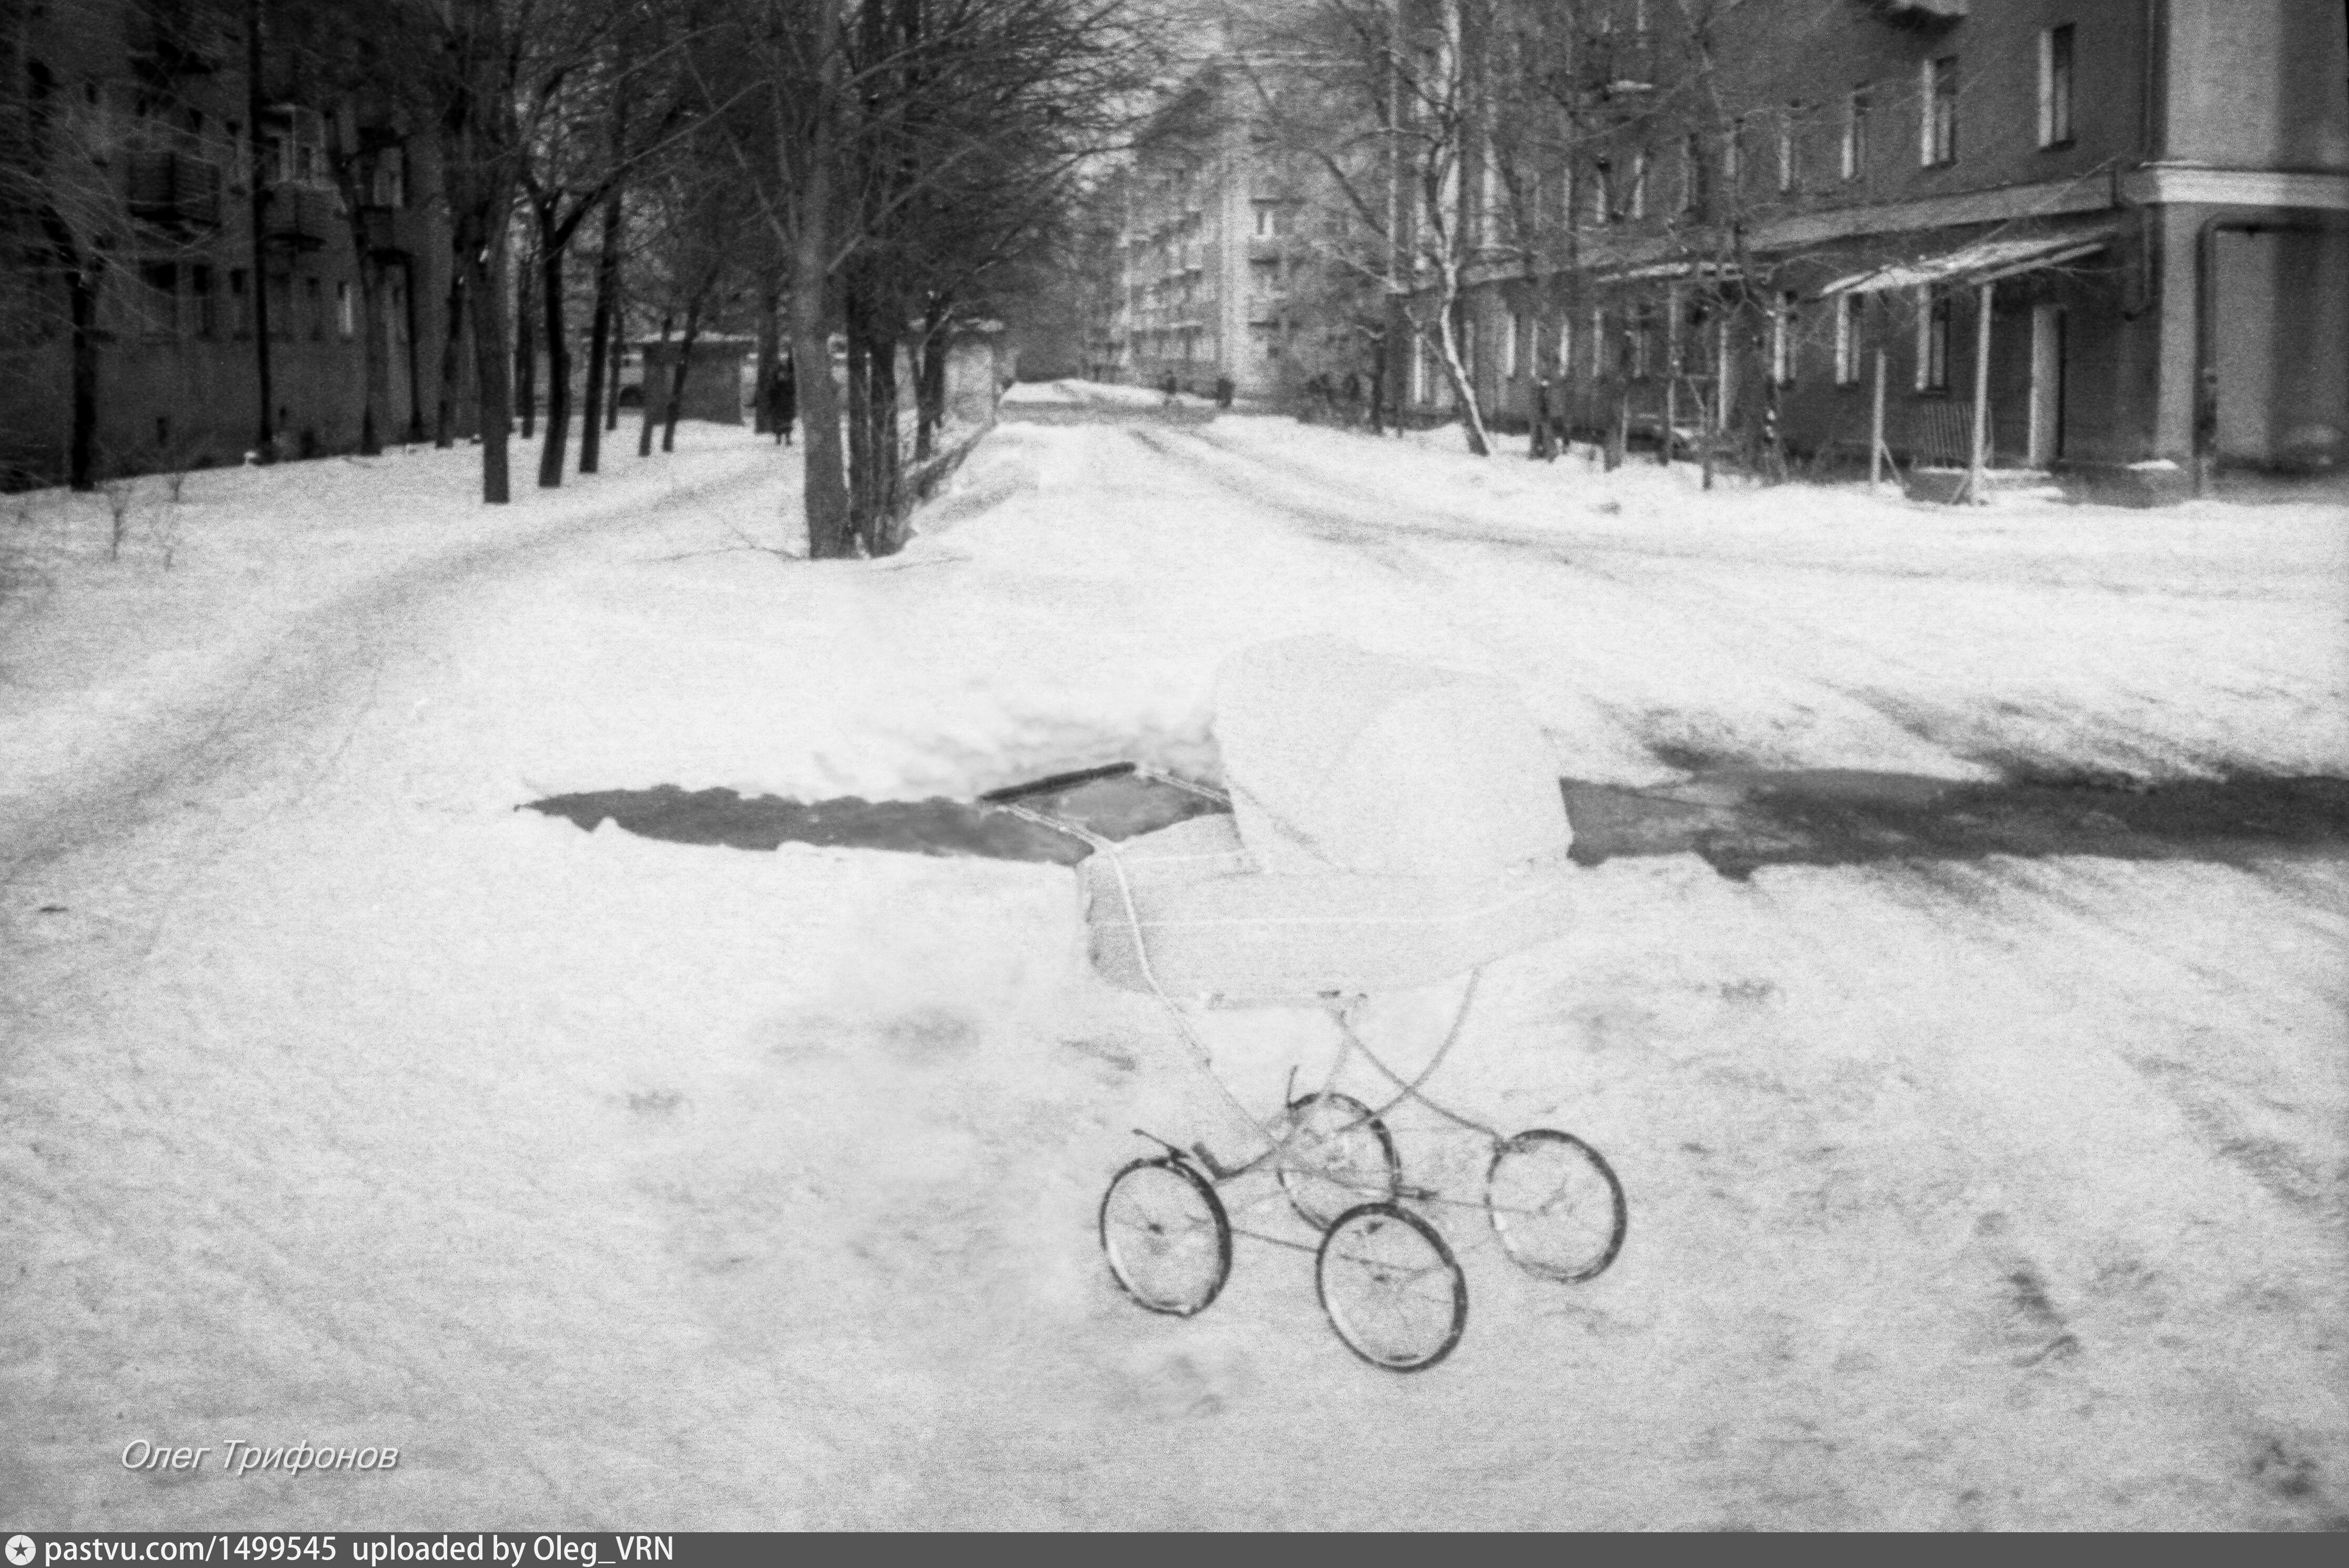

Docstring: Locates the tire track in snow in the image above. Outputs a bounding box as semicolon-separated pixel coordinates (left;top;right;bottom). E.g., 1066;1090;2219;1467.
0;458;780;897
1133;425;1987;776
0;458;783;1022
1172;426;2270;780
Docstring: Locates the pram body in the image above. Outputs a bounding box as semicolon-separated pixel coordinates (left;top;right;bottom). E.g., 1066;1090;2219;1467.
1006;636;1627;1371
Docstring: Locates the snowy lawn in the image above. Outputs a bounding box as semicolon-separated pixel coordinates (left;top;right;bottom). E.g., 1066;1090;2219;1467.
2;405;2343;1529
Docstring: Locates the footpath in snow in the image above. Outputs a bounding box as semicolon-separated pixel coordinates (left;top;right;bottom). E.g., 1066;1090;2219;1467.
1;401;2343;1529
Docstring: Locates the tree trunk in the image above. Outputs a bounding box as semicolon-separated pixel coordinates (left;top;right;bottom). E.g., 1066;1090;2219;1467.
66;269;98;490
844;289;872;543
1428;290;1490;456
513;246;537;441
865;319;904;553
606;277;625;431
355;256;391;456
913;296;949;459
402;257;427;442
536;221;571;488
580;190;620;474
467;240;514;504
433;267;466;448
662;295;703;454
245;0;275;457
639;311;670;457
789;0;852;558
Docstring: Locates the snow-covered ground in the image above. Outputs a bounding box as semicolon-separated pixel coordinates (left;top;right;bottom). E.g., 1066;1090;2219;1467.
2;394;2344;1529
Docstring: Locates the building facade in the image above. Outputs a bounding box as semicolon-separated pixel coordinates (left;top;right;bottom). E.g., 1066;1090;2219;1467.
1433;0;2349;487
1110;10;1379;402
1;0;464;488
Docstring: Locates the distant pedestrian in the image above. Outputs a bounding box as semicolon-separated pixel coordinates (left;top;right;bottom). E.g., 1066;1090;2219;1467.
1161;370;1179;407
772;356;797;446
1214;374;1234;409
1530;376;1556;460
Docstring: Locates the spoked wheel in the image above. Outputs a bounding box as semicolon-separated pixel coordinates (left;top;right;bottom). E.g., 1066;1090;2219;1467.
1274;1091;1402;1230
1315;1202;1468;1372
1100;1156;1232;1317
1485;1129;1628;1284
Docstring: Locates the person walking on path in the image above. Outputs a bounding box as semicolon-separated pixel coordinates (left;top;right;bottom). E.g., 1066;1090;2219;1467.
1214;374;1234;410
772;356;798;446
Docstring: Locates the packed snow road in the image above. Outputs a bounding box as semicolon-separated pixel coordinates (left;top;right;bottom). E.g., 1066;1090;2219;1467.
3;408;2343;1528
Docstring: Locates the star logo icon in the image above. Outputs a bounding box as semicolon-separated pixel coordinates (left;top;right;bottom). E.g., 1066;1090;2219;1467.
6;1534;35;1566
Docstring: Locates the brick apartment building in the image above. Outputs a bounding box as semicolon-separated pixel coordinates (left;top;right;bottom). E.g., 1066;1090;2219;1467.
1438;0;2349;490
1;0;463;487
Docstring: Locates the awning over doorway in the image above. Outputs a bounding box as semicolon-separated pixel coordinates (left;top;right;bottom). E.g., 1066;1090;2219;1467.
1816;234;2106;296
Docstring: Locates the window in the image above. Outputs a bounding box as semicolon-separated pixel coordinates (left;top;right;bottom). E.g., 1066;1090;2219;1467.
2039;25;2075;147
1834;294;1862;385
1777;105;1799;193
1502;311;1522;379
387;274;406;344
1770;291;1798;386
1589;158;1611;224
229;268;251;337
371;145;407;208
1723;117;1745;189
1252;201;1278;238
336;279;354;339
1628;149;1647;219
305;276;324;340
1841;89;1870;181
1630;304;1656;377
190;263;215;338
1921;56;1958;166
1590;305;1605;378
1681;134;1702;213
1556;310;1574;375
1916;286;1951;391
136;261;179;338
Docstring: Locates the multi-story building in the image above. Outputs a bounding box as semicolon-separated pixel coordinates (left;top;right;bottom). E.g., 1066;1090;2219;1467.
1;0;462;488
1433;0;2348;491
1111;9;1378;401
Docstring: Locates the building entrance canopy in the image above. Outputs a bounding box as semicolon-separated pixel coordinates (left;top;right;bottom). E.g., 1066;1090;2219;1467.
1817;233;2109;297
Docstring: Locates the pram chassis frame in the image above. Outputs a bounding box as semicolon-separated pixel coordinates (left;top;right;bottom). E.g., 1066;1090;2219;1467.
998;764;1628;1371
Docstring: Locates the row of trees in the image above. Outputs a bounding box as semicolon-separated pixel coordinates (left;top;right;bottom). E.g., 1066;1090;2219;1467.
3;0;1164;553
1211;0;1972;457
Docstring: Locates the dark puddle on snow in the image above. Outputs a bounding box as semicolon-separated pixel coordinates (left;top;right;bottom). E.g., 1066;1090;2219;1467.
1564;768;2349;879
524;767;1223;865
526;766;2349;879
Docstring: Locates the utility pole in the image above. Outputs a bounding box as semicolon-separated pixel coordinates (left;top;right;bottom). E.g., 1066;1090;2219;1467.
245;0;276;457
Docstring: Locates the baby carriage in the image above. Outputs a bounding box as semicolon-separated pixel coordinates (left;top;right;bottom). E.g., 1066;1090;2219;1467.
994;637;1628;1372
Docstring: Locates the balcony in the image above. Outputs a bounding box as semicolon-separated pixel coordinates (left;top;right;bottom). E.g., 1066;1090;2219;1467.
125;151;222;231
259;183;338;251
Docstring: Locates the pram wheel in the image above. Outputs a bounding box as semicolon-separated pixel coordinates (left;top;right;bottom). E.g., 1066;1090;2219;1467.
1100;1156;1232;1317
1485;1129;1627;1283
1316;1202;1467;1372
1275;1091;1401;1230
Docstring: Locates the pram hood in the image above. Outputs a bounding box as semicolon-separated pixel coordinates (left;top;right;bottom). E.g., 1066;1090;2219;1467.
1213;636;1574;876
1086;638;1577;1001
